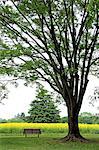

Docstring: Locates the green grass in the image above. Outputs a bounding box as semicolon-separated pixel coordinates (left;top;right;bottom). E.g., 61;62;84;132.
0;133;99;150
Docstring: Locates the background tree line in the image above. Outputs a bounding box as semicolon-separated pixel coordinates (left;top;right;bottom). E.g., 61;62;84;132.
0;112;99;124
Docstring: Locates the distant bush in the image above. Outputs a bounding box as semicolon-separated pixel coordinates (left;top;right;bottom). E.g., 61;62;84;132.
78;116;99;124
0;119;7;123
60;114;99;124
60;117;68;123
7;118;25;123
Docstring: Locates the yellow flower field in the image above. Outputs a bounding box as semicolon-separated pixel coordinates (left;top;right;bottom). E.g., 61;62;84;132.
0;123;99;134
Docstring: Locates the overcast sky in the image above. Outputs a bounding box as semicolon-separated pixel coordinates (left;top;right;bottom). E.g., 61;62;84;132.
0;75;99;119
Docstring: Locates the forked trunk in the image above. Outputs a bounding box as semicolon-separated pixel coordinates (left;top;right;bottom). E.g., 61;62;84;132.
61;108;88;142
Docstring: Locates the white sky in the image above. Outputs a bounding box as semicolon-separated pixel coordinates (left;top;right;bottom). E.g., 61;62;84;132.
0;75;99;119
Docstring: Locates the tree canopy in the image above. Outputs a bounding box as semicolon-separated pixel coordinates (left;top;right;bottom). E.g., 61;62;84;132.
0;0;98;141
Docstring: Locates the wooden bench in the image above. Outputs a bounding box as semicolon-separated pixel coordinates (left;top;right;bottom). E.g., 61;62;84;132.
23;129;41;137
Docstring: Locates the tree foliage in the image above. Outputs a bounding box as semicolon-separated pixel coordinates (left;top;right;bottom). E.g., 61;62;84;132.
89;86;99;109
28;84;60;123
0;81;8;104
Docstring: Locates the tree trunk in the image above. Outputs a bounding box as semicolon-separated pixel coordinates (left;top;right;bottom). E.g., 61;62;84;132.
61;108;88;142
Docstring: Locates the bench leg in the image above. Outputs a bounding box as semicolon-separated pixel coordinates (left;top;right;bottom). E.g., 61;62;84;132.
24;133;27;137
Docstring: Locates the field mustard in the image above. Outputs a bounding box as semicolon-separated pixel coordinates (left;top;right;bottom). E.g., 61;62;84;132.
0;123;98;134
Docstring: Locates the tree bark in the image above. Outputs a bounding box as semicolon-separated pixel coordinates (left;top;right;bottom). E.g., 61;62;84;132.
68;110;80;136
61;108;88;142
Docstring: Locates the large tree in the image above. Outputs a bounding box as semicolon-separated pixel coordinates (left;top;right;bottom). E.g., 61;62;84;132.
0;0;99;141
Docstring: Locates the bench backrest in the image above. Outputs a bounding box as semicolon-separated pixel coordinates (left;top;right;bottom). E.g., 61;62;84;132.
23;129;41;134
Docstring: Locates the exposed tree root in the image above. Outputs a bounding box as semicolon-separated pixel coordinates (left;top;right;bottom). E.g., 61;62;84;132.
60;134;89;143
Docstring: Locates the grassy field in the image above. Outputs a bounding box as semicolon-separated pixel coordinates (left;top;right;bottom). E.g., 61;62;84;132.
0;123;99;150
0;133;99;150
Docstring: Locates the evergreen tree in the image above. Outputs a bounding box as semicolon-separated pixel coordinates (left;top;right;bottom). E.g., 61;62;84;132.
28;85;60;123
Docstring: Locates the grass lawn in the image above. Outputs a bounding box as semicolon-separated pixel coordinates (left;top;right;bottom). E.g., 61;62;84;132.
0;133;99;150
